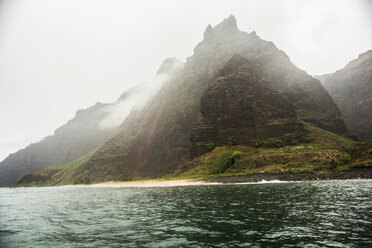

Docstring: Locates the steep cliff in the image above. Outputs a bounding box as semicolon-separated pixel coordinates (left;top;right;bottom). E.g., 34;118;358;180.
191;54;306;157
318;50;372;140
74;15;347;182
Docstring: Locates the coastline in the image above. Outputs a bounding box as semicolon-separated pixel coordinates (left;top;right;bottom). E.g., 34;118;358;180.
66;179;222;188
58;168;372;188
205;168;372;184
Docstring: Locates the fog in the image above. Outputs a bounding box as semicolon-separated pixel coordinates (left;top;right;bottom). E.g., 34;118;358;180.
99;73;171;129
0;0;371;161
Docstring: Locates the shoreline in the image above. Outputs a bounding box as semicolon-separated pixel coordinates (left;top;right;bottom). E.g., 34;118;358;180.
62;168;372;188
13;168;372;188
206;168;372;184
66;179;222;188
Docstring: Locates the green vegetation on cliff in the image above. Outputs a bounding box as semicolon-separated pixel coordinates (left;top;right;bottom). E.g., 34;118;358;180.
171;121;371;180
17;122;372;186
16;150;97;186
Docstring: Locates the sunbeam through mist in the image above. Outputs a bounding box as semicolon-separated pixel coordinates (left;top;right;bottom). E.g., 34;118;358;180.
99;59;184;129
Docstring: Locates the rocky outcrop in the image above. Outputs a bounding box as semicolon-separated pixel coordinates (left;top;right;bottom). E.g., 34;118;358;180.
75;15;347;182
191;55;306;157
318;50;372;140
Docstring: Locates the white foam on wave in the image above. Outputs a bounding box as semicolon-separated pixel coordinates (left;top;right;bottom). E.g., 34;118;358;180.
229;179;297;185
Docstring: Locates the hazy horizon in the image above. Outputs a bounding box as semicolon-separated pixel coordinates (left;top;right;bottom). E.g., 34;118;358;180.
0;0;371;161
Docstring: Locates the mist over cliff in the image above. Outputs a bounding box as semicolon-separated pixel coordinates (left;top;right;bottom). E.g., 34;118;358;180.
1;13;372;187
1;0;371;165
0;59;183;186
70;15;348;182
317;50;372;140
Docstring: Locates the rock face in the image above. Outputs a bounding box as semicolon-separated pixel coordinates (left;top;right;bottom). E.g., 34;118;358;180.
187;15;347;134
190;55;306;157
317;50;372;140
75;15;347;182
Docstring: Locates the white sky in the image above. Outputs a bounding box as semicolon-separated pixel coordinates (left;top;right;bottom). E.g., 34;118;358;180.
0;0;371;161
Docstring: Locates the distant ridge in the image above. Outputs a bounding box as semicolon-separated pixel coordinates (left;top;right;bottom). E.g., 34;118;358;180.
0;102;116;186
317;50;372;140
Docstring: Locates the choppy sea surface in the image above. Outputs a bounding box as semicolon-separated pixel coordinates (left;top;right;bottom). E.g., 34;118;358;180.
0;180;371;248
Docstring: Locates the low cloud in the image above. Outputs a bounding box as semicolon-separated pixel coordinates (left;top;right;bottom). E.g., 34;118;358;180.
98;73;171;129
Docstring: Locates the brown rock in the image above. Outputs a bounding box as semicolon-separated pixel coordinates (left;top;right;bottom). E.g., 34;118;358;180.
190;54;306;157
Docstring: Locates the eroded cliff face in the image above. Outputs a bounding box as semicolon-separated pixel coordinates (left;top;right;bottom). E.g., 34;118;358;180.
188;16;347;134
318;50;372;140
190;55;306;157
76;15;347;182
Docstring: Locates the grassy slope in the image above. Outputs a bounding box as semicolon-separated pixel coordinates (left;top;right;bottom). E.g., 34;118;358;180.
16;149;96;186
168;122;372;180
17;122;372;186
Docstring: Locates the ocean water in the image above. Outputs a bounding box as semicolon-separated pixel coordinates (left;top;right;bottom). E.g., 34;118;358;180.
0;180;371;248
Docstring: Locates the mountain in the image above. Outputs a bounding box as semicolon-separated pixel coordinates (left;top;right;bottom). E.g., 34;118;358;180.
70;15;348;183
0;102;117;187
317;50;372;140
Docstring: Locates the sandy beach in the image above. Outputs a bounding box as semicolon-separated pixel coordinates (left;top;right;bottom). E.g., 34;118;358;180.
71;179;222;188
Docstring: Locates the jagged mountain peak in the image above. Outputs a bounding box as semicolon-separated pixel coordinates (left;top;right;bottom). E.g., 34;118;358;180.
213;14;238;32
203;15;239;40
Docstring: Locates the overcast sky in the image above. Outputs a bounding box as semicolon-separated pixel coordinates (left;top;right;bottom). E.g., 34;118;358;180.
0;0;371;161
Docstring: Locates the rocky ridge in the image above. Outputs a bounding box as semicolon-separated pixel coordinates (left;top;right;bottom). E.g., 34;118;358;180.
317;50;372;140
